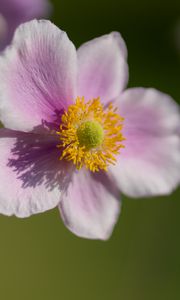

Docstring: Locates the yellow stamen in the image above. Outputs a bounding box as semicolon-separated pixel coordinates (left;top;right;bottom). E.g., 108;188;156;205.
57;97;125;172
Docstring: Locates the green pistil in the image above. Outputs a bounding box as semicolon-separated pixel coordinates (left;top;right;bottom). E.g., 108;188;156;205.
77;120;104;149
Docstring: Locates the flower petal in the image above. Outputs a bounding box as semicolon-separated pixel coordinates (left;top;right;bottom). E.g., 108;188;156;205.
59;169;120;240
110;88;180;197
0;20;77;131
0;128;72;217
77;32;128;105
0;0;52;50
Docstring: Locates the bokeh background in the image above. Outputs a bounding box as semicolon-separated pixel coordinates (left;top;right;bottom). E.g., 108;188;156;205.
0;0;180;299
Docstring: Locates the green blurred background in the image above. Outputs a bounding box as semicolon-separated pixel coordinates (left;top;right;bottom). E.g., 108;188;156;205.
0;0;180;299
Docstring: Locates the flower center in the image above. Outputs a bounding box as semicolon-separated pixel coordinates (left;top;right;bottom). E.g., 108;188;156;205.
77;120;104;149
57;97;125;172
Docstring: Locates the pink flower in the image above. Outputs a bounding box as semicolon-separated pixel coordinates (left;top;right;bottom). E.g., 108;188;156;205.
0;0;51;50
0;20;179;240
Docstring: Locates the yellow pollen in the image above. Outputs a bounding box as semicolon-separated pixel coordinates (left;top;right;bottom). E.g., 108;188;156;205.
56;97;125;172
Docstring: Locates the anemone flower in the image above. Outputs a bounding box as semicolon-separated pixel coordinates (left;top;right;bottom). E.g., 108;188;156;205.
0;0;51;50
0;20;179;240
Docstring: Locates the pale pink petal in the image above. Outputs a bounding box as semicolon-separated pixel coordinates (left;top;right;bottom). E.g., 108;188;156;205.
0;0;52;50
59;169;120;240
109;88;180;197
0;0;51;21
77;32;128;105
0;128;72;217
0;20;77;131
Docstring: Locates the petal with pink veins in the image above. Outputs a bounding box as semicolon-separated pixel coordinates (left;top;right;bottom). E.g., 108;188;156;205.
109;88;180;197
59;169;121;240
0;20;77;132
0;128;73;217
77;32;128;105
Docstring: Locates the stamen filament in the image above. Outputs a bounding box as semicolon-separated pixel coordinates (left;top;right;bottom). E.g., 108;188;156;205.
57;97;125;172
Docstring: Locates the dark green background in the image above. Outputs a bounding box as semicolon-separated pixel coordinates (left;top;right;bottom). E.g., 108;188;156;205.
0;0;180;299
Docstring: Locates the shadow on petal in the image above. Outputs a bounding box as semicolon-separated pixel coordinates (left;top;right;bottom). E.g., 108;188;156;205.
2;118;73;193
